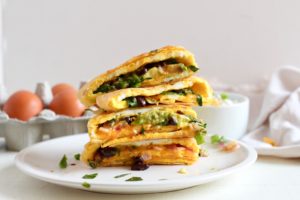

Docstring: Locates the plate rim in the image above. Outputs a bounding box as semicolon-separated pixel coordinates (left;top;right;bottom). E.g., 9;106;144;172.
15;133;257;188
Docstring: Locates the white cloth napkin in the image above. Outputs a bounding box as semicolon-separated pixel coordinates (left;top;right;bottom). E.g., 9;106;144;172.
242;66;300;157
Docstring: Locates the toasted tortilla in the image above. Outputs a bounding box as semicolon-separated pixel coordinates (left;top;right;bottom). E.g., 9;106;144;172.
81;138;200;166
78;46;198;107
95;76;213;111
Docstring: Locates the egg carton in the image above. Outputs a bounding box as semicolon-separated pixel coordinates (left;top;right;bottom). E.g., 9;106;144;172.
0;81;93;151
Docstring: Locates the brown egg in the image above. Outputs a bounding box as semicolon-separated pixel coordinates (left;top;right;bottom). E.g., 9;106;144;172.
3;90;43;121
52;83;76;96
49;89;85;117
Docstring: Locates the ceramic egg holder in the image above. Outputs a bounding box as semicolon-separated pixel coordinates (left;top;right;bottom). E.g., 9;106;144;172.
0;82;93;151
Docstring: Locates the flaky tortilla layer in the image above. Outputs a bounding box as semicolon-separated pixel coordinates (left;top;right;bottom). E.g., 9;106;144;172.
78;45;197;107
100;126;200;148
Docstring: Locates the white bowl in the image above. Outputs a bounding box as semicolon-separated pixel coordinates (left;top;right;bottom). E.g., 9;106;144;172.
194;92;249;139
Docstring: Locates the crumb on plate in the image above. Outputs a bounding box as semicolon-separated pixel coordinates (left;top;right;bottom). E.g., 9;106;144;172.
222;141;240;152
177;168;188;174
263;137;277;147
199;148;209;157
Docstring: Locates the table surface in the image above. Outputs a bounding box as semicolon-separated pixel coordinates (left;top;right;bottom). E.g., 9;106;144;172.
0;138;299;200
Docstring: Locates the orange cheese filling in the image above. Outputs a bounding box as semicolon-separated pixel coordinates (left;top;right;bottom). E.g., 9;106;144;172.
96;122;199;145
93;141;200;167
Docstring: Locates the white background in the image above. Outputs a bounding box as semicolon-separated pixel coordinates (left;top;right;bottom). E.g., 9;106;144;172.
2;0;300;93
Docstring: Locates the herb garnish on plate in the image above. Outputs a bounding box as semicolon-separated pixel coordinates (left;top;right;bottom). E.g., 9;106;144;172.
59;154;68;169
210;134;226;144
114;173;131;179
74;153;80;161
82;182;90;188
125;176;143;181
82;173;98;179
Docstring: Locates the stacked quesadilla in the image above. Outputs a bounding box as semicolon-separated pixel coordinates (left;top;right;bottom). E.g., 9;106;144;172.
79;46;213;170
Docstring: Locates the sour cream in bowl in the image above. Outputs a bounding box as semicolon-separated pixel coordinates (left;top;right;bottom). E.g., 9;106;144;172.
194;92;249;139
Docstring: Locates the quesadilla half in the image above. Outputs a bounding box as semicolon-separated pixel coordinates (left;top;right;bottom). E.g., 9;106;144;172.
96;76;213;112
79;46;199;107
81;105;206;168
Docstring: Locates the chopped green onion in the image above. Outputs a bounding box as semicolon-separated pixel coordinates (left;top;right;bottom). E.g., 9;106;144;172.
126;97;138;107
189;65;199;72
93;71;144;94
125;176;143;181
82;173;98;179
220;93;229;101
127;74;143;88
96;84;115;93
74;153;80;161
210;134;226;144
88;160;97;169
196;95;203;106
115;80;129;89
140;127;145;134
179;64;188;71
59;154;68;169
114;173;131;178
82;182;90;188
195;131;205;145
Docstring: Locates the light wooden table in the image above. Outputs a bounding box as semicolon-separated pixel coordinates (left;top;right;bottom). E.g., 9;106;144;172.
0;138;299;200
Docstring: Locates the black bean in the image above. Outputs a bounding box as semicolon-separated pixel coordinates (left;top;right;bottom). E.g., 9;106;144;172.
136;96;147;107
136;67;148;76
176;110;184;115
124;116;135;124
131;157;149;171
94;153;102;163
168;116;177;125
97;147;118;158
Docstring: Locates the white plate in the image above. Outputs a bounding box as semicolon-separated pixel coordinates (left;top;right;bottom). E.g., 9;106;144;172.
15;134;257;194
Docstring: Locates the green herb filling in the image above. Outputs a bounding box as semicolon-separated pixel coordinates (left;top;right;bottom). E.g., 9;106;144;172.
93;58;196;94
